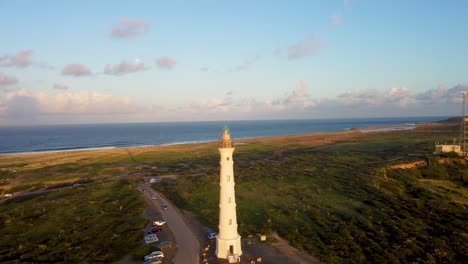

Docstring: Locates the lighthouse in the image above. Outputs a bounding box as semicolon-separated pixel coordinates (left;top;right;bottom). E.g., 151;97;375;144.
216;126;242;262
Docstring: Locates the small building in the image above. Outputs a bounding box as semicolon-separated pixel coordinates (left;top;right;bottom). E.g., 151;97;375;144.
434;144;462;155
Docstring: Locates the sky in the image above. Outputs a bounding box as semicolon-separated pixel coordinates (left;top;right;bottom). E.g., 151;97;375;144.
0;0;467;125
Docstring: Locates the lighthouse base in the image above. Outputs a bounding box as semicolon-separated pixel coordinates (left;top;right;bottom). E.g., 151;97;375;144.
215;235;242;261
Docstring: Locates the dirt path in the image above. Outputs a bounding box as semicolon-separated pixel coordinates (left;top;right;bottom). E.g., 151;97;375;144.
143;189;201;264
270;233;321;264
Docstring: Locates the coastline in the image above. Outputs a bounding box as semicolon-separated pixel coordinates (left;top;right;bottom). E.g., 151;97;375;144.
0;122;427;157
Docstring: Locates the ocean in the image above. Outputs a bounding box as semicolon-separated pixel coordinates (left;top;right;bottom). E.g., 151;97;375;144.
0;116;448;155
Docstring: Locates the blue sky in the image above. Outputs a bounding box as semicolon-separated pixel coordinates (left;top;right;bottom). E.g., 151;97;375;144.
0;0;467;125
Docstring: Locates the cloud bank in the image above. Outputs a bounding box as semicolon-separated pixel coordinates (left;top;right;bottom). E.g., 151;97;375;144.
0;89;143;123
174;83;468;121
1;83;467;124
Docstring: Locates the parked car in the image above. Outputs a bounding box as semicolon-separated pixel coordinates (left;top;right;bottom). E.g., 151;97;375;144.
152;195;157;200
144;234;159;244
148;226;162;234
149;178;157;183
4;193;13;197
162;204;168;210
144;259;162;264
207;230;217;240
144;251;164;261
153;220;166;226
157;241;173;249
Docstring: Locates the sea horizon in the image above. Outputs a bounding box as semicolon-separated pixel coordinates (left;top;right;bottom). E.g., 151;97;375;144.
0;115;454;128
0;116;451;155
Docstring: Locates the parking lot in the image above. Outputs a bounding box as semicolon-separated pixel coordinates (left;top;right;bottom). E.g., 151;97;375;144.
138;182;200;264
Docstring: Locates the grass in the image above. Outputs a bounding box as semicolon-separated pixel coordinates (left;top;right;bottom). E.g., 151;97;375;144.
154;123;467;263
0;180;147;263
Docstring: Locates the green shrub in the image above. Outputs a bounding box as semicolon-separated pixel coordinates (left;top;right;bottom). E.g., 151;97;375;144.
441;151;460;158
420;165;449;179
132;245;154;260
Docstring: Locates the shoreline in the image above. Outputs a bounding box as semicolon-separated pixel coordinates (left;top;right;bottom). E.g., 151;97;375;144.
0;123;426;157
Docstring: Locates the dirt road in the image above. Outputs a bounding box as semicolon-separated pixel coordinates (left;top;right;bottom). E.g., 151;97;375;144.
144;189;200;264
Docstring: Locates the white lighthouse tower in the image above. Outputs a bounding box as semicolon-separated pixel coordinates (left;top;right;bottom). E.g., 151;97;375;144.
216;126;242;262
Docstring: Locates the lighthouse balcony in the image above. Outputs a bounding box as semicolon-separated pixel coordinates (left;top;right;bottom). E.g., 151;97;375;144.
219;140;233;148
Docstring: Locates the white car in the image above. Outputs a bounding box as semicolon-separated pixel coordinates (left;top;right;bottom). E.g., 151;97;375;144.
144;234;159;244
144;259;162;264
144;251;164;261
4;193;13;197
153;220;166;226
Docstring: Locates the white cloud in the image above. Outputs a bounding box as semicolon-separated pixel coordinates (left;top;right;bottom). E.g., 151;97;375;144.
386;86;414;107
231;55;261;71
331;14;342;26
104;60;148;75
338;86;416;107
0;50;33;67
0;72;18;87
62;64;92;77
0;50;54;70
338;89;384;106
53;83;68;90
269;81;318;110
415;84;468;104
111;18;150;39
281;34;325;60
156;56;177;70
177;81;319;118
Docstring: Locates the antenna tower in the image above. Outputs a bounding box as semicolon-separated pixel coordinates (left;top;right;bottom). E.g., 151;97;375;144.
462;92;468;156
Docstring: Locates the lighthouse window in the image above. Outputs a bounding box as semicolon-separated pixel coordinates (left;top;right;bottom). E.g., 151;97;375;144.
228;197;231;203
229;219;232;225
226;157;230;161
227;175;230;181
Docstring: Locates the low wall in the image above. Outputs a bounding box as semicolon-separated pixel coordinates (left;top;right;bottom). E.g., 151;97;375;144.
387;160;427;170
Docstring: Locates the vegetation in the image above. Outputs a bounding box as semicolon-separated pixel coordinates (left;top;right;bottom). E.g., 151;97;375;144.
0;180;146;263
154;123;467;263
0;121;466;263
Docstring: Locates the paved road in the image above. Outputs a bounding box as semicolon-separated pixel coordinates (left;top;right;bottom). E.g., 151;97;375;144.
0;185;76;204
1;175;131;204
143;188;200;264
